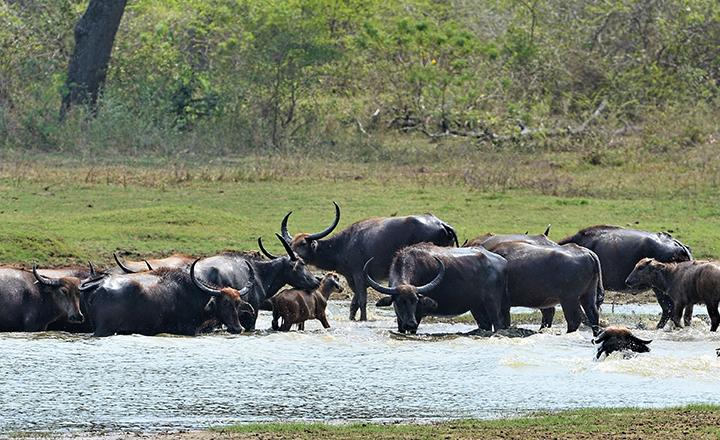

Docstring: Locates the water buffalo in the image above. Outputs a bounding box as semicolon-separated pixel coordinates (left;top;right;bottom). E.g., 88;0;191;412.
264;272;344;331
626;258;720;331
40;264;100;333
0;265;85;332
108;253;197;274
484;241;603;335
592;326;652;358
192;234;320;331
366;243;510;334
82;260;256;337
464;232;558;248
558;225;693;329
464;233;563;329
279;202;459;321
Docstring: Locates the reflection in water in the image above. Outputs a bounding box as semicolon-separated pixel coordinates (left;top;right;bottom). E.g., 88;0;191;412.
2;302;720;434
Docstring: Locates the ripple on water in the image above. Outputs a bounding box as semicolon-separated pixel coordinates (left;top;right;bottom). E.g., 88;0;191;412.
2;303;720;433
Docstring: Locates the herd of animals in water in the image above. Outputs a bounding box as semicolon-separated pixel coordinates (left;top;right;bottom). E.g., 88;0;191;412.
2;201;718;359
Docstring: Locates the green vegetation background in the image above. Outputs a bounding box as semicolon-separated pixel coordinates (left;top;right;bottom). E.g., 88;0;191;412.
1;0;719;268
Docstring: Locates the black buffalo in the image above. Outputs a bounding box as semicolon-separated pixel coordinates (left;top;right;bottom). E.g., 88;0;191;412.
280;202;458;321
192;234;320;331
0;265;85;332
366;243;509;333
82;260;256;337
484;241;604;335
464;232;561;327
558;225;693;329
593;326;652;358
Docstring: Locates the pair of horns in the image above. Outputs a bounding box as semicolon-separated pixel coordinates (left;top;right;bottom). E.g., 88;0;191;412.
114;253;153;273
363;256;445;295
33;262;96;287
280;201;340;243
257;233;301;261
190;258;255;299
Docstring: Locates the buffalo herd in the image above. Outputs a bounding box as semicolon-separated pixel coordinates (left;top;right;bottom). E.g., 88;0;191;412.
1;202;714;357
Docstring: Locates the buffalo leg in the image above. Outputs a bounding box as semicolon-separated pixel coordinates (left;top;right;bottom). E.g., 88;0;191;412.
297;321;305;331
350;273;368;321
318;312;331;329
580;294;600;336
560;299;582;333
672;298;686;328
683;304;694;327
707;299;720;332
654;288;675;329
540;308;555;329
471;306;493;331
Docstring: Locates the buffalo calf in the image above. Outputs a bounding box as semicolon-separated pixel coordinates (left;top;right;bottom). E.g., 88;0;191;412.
626;258;720;331
592;326;652;358
266;272;344;331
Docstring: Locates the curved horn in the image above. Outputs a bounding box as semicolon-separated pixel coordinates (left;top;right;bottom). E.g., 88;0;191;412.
239;262;256;299
629;335;652;345
307;201;340;241
363;258;398;295
114;253;136;274
416;257;445;294
544;224;551;236
87;261;96;279
258;237;279;260
144;260;153;271
280;211;293;242
190;258;221;297
33;263;62;287
276;233;297;261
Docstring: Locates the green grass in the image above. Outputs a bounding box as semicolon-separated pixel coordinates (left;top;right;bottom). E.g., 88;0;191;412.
1;151;720;269
213;405;720;439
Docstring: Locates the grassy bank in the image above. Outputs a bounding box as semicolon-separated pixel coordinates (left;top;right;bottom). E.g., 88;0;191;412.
1;151;719;269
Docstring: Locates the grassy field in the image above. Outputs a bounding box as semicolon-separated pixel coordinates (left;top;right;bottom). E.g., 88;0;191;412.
1;150;719;269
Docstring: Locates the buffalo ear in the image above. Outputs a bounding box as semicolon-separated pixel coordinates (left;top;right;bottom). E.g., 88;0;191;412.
376;296;394;307
311;241;319;252
204;297;217;312
419;296;438;312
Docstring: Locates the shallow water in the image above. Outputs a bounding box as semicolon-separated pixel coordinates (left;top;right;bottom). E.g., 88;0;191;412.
2;302;720;434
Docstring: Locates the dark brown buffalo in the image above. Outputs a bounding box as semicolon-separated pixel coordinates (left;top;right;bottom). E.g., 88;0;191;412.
264;272;344;331
82;259;256;337
192;234;320;331
558;225;693;329
592;326;652;358
40;265;100;333
464;232;557;248
366;243;510;334
279;202;458;321
0;265;85;332
626;258;720;331
108;253;197;274
484;241;603;335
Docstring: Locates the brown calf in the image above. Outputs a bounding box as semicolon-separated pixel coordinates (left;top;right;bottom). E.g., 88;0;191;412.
626;258;720;331
266;272;344;331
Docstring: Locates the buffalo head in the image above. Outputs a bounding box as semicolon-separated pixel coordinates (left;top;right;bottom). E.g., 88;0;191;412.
280;201;340;263
191;259;256;333
364;257;444;334
33;263;84;324
625;258;663;289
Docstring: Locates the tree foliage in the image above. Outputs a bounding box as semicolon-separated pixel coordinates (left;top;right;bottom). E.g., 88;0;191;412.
0;0;718;156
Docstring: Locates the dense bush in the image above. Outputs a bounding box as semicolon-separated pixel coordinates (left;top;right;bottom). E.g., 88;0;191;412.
0;0;718;161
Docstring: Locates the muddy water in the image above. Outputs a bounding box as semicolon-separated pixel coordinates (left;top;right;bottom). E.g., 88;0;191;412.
2;302;720;434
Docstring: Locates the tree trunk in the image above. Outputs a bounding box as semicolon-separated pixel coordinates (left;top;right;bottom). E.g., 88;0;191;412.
60;0;127;117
